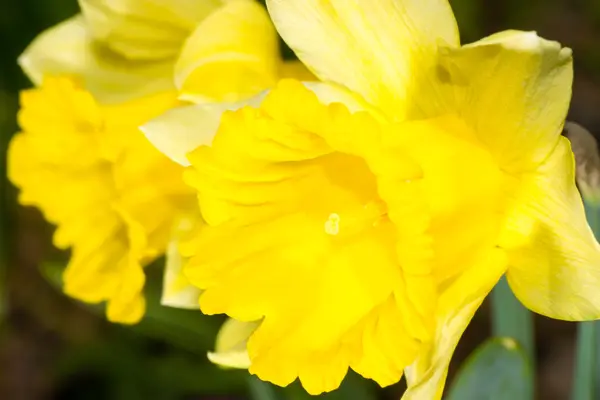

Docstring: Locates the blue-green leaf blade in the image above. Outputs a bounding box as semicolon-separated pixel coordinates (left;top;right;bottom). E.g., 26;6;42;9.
446;337;534;400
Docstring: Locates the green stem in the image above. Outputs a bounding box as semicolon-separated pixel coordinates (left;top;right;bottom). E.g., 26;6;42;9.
571;201;600;400
490;276;536;367
572;322;596;400
247;376;282;400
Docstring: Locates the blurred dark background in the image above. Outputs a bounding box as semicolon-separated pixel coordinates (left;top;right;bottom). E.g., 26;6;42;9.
0;1;599;399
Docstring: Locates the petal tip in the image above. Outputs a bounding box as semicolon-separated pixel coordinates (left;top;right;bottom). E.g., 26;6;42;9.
140;121;193;167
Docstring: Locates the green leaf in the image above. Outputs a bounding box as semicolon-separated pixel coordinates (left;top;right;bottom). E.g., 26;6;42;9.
490;276;535;367
446;338;534;400
248;376;285;400
572;321;597;400
39;261;222;355
132;265;222;355
571;200;600;400
283;371;377;400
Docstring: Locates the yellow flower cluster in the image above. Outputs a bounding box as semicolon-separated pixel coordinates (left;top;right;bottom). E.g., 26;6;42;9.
9;0;600;399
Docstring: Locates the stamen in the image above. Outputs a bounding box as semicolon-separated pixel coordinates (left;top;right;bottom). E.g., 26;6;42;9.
324;213;341;235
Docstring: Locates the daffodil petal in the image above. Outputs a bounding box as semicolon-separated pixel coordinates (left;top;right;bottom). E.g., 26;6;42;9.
105;263;147;324
19;16;174;103
279;60;315;81
439;30;573;172
141;100;258;167
208;318;260;369
143;81;369;166
502;137;600;320
403;248;507;400
161;218;202;309
79;0;222;60
174;0;279;102
266;0;459;120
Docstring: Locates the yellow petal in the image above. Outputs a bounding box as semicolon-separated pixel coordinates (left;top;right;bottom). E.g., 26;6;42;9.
142;81;369;167
161;218;203;309
141;101;252;167
279;60;315;81
79;0;222;60
403;248;507;400
174;0;279;103
439;30;573;172
208;318;259;369
502;137;600;321
379;116;506;285
266;0;459;120
19;16;174;103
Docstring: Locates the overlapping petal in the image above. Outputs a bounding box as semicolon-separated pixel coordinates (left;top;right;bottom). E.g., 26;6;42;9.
19;16;174;103
174;0;279;102
79;0;222;59
502;137;600;321
142;82;368;167
403;249;507;399
161;217;203;309
141;100;262;167
266;0;459;120
439;30;573;172
208;318;259;368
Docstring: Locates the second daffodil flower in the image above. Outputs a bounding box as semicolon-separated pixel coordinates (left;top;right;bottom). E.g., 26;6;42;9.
10;0;311;323
144;0;600;397
19;0;310;103
8;77;194;324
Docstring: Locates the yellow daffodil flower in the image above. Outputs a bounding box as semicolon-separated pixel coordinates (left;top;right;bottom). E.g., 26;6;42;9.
19;0;308;103
143;0;600;397
143;0;597;397
8;77;195;323
145;0;600;396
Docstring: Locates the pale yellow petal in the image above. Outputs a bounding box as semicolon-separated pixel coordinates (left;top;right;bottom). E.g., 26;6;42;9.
208;319;259;369
174;0;279;103
502;137;600;321
403;249;507;400
142;81;370;167
19;16;174;103
266;0;459;120
141;101;255;167
79;0;223;59
439;30;573;172
161;218;202;309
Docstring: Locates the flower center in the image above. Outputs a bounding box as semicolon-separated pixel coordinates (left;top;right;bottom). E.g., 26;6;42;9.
307;152;387;239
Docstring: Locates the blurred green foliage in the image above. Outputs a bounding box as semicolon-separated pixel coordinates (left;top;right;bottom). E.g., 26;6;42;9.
446;338;534;400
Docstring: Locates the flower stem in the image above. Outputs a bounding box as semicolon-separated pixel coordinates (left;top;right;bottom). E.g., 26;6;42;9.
572;321;597;400
247;376;283;400
490;276;536;368
571;201;600;400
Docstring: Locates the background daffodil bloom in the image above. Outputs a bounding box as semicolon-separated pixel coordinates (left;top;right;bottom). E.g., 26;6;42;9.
19;0;307;104
13;0;314;320
142;0;596;397
8;77;195;323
